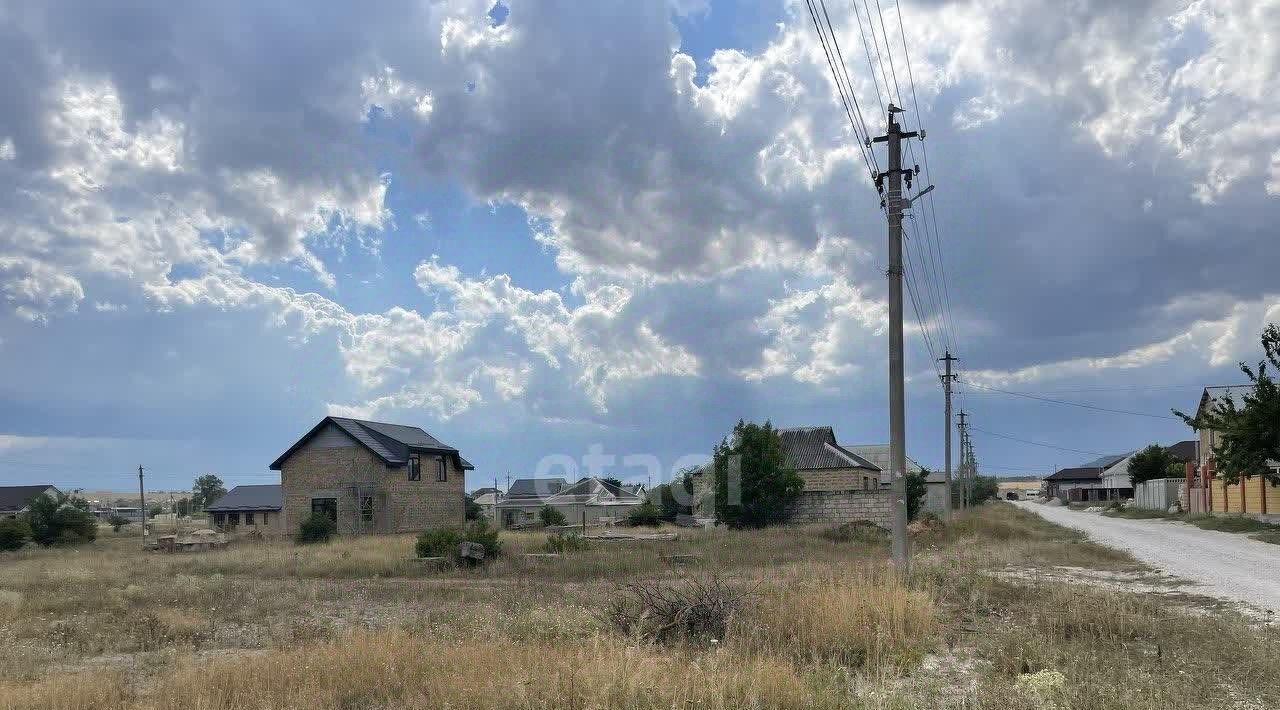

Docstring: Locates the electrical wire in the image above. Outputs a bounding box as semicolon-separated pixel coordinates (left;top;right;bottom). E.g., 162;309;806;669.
959;380;1180;420
969;426;1107;457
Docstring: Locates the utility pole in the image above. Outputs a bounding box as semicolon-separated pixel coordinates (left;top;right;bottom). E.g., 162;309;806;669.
939;352;957;521
872;104;919;570
956;411;968;509
137;465;147;550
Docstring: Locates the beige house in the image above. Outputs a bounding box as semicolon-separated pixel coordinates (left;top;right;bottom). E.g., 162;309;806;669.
206;485;287;536
269;417;474;535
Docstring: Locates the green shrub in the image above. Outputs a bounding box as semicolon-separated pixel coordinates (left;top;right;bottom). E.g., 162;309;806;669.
26;492;96;545
539;505;566;527
108;513;132;532
416;520;503;562
0;518;31;551
544;531;589;554
415;527;462;558
819;520;888;544
296;513;336;544
627;500;662;527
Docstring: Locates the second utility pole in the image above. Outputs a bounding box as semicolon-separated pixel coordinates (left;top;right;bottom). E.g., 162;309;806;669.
956;410;968;509
939;352;957;521
873;104;918;570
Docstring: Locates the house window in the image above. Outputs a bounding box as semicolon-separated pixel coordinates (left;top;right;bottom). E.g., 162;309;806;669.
360;496;375;524
408;454;421;481
213;512;225;527
227;512;239;527
436;457;447;482
262;512;269;526
243;512;254;526
311;498;338;523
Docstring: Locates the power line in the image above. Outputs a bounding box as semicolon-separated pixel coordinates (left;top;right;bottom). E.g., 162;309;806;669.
804;0;878;182
959;380;1179;420
969;426;1107;457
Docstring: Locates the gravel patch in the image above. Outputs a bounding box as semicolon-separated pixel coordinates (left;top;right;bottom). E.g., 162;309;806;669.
1015;501;1280;618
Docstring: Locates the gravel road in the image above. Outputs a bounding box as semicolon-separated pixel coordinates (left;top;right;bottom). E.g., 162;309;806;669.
1014;501;1280;614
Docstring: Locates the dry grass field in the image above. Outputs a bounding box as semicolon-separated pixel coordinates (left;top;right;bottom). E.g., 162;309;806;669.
0;505;1275;709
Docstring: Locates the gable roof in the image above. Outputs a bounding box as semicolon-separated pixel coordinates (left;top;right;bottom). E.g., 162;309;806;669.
505;478;567;499
270;417;474;471
840;443;923;474
1167;440;1197;462
0;484;58;512
1046;466;1102;482
778;427;879;471
205;485;282;512
548;477;645;506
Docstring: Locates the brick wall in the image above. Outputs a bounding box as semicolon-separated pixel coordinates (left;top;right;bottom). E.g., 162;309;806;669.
800;467;877;492
280;445;464;535
788;489;895;529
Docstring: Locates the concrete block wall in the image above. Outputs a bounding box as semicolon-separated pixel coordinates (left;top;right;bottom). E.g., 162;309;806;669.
789;489;896;529
280;445;464;535
801;467;878;492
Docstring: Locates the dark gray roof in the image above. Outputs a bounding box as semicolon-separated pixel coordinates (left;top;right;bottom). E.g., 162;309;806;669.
1077;453;1127;470
1046;466;1102;482
505;478;567;498
0;484;57;512
270;417;474;471
777;427;879;471
553;477;644;503
205;485;283;512
1167;440;1197;462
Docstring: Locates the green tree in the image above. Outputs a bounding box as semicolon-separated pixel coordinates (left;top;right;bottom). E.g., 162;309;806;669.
173;497;192;517
601;476;623;488
971;475;1000;505
0;518;31;551
191;474;227;510
712;420;804;528
905;469;928;520
1127;444;1180;486
26;491;97;546
464;494;483;521
296;512;336;544
1176;324;1280;484
538;505;567;527
147;504;164;518
107;513;132;533
627;500;662;526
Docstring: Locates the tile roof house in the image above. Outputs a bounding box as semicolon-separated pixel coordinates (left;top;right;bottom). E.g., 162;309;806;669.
494;477;644;527
0;484;60;518
270;417;473;535
206;485;285;536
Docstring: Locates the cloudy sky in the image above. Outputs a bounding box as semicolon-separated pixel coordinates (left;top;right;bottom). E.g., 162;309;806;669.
2;0;1278;493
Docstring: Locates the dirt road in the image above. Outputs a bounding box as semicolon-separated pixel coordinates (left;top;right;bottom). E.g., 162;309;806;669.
1014;501;1280;614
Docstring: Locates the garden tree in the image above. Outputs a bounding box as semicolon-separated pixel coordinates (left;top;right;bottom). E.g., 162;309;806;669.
191;474;227;510
648;470;695;521
538;505;567;527
1127;444;1180;486
0;518;31;551
148;503;164;518
712;420;804;528
1177;324;1280;484
627;499;662;526
107;513;132;533
464;494;483;521
601;476;623;488
971;476;1000;505
26;491;97;545
905;469;928;520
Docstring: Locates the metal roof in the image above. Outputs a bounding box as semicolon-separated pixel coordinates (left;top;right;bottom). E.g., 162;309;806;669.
205;485;283;512
270;416;474;471
1046;466;1103;482
0;484;57;512
505;478;567;499
777;427;879;471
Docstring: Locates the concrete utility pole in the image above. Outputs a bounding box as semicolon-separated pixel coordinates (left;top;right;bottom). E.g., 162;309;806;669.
956;411;968;509
939;352;957;521
872;104;919;570
137;465;147;549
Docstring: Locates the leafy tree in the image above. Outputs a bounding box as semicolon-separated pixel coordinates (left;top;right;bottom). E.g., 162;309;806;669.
647;468;698;520
0;518;31;551
601;476;623;488
905;469;928;520
107;513;132;533
538;505;567;527
296;512;336;544
627;500;662;527
173;497;192;517
712;420;804;528
971;475;1000;505
464;494;483;521
191;474;228;510
26;491;97;546
1127;444;1180;486
1176;324;1280;484
147;504;164;518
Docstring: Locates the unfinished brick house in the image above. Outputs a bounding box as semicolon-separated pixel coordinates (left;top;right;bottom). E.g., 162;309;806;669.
269;417;474;535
